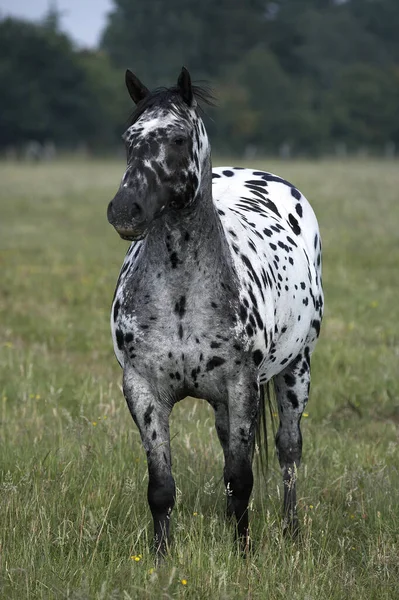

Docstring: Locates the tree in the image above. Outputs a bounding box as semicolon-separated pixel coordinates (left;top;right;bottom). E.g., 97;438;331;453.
0;17;100;148
101;0;268;84
328;64;399;147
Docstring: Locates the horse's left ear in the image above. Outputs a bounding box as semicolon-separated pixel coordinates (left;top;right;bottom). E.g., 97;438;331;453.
125;69;150;104
177;67;194;106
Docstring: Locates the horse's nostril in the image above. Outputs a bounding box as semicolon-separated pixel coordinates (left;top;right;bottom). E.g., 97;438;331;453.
131;202;143;219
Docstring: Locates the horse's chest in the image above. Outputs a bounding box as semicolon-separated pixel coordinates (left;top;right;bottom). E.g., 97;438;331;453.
111;276;244;394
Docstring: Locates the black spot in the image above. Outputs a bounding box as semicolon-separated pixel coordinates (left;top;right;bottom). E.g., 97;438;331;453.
253;349;263;366
175;372;181;381
115;329;124;351
223;170;234;177
174;295;186;318
253;307;264;329
178;324;183;339
125;332;133;343
288;213;301;235
239;304;248;323
263;228;273;237
314;233;318;249
170;252;179;268
312;319;321;337
210;341;221;348
291;188;301;200
144;404;154;427
206;356;226;371
212;173;221;179
284;373;296;387
113;300;120;322
287;390;299;408
300;282;306;290
248;239;257;253
184;232;190;242
303;297;309;306
152;430;157;440
269;243;277;251
246;179;267;186
295;203;303;218
246;324;254;337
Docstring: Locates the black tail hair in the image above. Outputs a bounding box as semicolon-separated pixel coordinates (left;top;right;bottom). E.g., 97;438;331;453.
255;379;277;478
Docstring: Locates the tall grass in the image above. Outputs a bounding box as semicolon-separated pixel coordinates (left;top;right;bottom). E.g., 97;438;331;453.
0;158;398;599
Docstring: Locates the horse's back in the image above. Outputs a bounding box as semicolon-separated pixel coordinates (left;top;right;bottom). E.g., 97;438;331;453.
212;166;320;265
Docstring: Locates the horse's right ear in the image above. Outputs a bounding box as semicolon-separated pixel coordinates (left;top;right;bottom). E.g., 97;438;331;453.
125;70;150;104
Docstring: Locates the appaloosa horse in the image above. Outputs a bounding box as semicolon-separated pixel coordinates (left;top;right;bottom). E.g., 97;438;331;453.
107;67;324;555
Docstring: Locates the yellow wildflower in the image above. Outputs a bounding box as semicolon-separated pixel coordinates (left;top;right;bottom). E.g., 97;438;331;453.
303;413;309;418
181;579;187;586
92;421;97;426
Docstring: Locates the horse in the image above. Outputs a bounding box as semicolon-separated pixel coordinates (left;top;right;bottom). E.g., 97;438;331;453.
107;67;324;556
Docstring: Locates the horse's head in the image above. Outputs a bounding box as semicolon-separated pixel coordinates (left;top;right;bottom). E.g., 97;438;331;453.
107;67;212;241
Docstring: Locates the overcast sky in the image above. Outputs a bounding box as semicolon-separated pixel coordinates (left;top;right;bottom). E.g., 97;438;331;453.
0;0;113;47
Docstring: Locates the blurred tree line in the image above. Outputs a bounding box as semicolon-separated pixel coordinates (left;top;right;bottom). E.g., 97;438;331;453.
1;0;399;156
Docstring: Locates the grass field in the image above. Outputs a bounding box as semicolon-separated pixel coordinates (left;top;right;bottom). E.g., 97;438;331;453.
0;158;398;599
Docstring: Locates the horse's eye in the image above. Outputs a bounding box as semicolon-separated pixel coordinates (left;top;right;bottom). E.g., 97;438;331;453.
173;137;186;146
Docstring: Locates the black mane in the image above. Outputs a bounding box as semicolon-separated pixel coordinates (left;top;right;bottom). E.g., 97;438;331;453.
128;83;215;127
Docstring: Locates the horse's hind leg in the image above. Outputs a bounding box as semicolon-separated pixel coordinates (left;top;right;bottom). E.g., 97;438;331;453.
273;349;311;536
123;369;175;557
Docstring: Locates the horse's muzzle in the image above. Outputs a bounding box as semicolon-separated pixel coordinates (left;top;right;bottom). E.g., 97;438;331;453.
107;198;148;241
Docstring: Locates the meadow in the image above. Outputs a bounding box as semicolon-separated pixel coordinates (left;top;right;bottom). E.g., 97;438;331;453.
0;158;398;599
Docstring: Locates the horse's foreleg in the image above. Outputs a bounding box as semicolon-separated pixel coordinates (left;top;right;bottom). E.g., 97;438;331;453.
123;369;175;557
212;403;234;518
225;380;259;551
274;351;311;537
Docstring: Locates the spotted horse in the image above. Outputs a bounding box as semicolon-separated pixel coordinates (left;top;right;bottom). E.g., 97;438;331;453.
107;67;324;556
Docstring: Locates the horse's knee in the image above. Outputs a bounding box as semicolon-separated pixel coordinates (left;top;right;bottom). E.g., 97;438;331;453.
225;458;254;505
148;473;176;518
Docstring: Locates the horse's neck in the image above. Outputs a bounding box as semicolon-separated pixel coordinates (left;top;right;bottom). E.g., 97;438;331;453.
144;173;234;290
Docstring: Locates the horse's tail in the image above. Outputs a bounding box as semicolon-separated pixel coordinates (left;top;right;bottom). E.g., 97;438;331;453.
255;379;277;477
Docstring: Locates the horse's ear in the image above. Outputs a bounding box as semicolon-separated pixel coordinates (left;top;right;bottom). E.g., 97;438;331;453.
125;69;149;104
177;66;194;106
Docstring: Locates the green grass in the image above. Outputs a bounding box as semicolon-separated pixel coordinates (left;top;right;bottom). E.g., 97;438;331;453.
0;158;398;599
